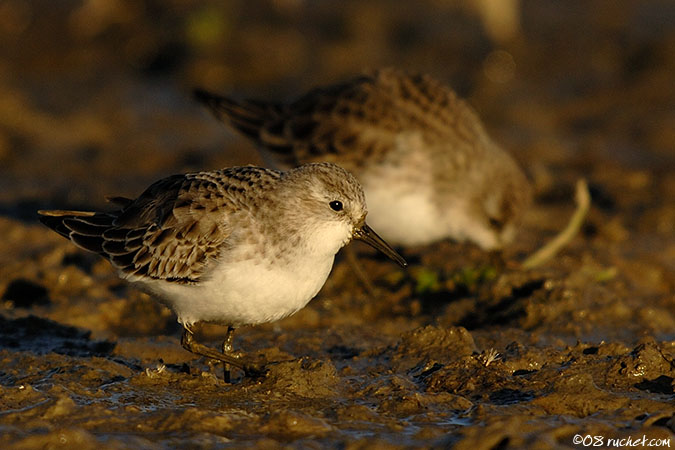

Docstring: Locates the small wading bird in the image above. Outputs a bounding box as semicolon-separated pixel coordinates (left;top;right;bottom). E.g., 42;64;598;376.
39;162;406;380
194;68;532;252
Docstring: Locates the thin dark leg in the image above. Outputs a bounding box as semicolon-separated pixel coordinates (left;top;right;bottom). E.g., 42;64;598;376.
345;246;378;297
222;326;236;383
488;250;507;270
180;328;265;378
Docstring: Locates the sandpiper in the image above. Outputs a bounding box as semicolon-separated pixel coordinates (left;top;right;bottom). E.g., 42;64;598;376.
39;162;406;378
195;68;532;250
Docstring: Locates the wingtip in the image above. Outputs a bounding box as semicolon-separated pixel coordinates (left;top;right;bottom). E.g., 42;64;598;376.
37;210;96;217
105;196;134;207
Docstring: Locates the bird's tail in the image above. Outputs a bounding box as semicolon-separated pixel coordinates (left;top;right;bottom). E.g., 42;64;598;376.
193;88;283;142
38;210;114;254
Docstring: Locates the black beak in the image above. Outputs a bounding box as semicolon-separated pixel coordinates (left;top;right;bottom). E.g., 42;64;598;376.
353;223;407;267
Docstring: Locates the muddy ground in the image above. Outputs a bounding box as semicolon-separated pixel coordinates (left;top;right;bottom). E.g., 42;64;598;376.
0;1;674;448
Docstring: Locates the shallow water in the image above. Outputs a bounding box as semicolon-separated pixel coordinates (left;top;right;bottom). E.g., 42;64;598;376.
1;1;674;448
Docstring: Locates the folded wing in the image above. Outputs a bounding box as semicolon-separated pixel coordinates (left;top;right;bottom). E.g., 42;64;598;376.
39;174;234;284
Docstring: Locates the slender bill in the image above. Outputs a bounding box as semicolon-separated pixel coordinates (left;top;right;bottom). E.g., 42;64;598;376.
353;223;407;267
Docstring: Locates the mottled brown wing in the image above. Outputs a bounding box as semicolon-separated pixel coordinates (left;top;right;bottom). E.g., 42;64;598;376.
195;69;485;168
194;76;379;167
40;173;237;283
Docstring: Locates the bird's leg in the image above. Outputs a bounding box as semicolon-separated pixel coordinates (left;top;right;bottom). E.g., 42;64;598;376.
181;327;243;368
344;246;378;297
180;328;265;379
221;326;239;383
221;326;236;353
487;250;507;270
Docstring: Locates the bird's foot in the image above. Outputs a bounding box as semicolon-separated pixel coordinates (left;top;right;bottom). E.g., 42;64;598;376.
181;328;267;382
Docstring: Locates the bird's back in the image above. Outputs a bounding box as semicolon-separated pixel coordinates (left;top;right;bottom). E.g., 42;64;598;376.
39;167;282;283
195;69;492;170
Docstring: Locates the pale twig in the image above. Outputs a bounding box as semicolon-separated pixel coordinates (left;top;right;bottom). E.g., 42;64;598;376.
521;178;591;270
478;348;501;367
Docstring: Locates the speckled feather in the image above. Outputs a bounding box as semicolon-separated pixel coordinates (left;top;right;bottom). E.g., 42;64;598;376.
195;68;491;171
40;162;406;342
40;166;283;284
195;68;532;249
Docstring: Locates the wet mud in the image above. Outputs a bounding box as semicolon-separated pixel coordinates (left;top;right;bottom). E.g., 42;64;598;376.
1;1;674;448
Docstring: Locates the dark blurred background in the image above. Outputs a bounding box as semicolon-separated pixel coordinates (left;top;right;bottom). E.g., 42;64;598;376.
0;0;674;230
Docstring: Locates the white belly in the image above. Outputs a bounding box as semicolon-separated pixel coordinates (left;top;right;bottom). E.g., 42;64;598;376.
364;179;500;249
133;253;335;328
357;131;500;248
363;180;449;246
357;132;451;246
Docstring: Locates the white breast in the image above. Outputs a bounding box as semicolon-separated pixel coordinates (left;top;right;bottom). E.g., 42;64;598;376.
134;249;335;328
363;181;446;246
357;132;503;248
359;133;450;246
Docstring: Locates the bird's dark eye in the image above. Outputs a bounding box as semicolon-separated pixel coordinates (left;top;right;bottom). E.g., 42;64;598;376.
329;200;343;211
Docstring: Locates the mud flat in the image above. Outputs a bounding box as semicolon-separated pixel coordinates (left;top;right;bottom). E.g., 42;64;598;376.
1;1;673;447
